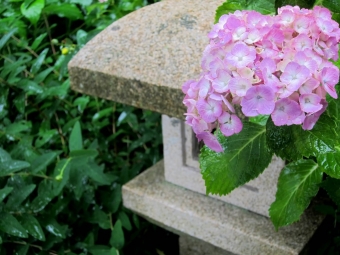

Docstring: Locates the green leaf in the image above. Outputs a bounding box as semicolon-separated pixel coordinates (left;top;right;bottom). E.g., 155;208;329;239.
35;129;57;148
326;83;340;122
266;118;302;161
320;177;340;207
30;48;49;74
215;0;275;23
0;148;11;163
73;96;90;112
5;120;32;135
15;245;29;255
30;181;55;212
45;79;69;97
132;214;140;229
249;114;269;126
88;245;112;255
69;121;83;152
276;0;314;9
76;29;88;47
70;0;92;6
101;185;122;213
0;28;17;51
6;184;36;210
93;107;114;122
83;163;111;185
317;149;340;179
110;248;119;255
16;79;44;95
69;167;86;200
200;122;273;195
69;149;98;158
88;207;111;229
0;212;28;238
43;219;67;238
43;3;83;20
13;93;26;114
21;0;45;25
0;160;31;176
118;211;132;231
34;67;54;83
19;214;46;241
0;187;13;203
269;159;323;230
110;220;124;249
29;151;59;174
30;32;47;50
69;150;98;169
293;115;337;157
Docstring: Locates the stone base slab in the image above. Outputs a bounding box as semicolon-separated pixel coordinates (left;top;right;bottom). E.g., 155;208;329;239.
180;234;235;255
122;160;324;255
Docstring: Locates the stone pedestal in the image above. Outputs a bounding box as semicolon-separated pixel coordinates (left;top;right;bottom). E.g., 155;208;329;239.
68;0;326;254
162;115;284;217
179;234;235;255
123;161;324;255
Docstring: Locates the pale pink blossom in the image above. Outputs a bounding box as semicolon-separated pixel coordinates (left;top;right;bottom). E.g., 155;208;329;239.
183;6;339;152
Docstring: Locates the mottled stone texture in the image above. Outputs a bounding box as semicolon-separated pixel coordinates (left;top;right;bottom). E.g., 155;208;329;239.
180;234;235;255
123;161;324;255
68;0;224;119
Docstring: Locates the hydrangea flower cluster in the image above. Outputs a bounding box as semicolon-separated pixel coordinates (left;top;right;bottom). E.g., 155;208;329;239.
182;5;340;152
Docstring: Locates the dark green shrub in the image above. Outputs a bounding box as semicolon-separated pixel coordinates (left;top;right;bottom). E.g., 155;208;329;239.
0;0;164;254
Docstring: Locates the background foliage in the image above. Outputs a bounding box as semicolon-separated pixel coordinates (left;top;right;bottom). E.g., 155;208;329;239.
0;0;177;254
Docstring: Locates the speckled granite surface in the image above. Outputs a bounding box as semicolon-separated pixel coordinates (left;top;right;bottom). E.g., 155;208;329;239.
68;0;224;119
180;234;235;255
122;160;324;255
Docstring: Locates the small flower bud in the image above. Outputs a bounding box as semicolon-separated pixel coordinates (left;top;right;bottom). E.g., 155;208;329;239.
51;39;59;45
61;47;69;55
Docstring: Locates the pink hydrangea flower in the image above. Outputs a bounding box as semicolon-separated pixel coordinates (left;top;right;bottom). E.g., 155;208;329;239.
241;85;275;116
183;5;340;152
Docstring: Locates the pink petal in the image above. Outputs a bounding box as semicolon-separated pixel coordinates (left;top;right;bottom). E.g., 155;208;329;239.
198;77;211;98
299;93;322;113
212;70;232;93
271;98;301;126
218;112;243;136
321;67;339;99
241;85;275;116
299;78;319;94
196;98;222;123
302;99;328;130
196;132;223;152
229;77;252;97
